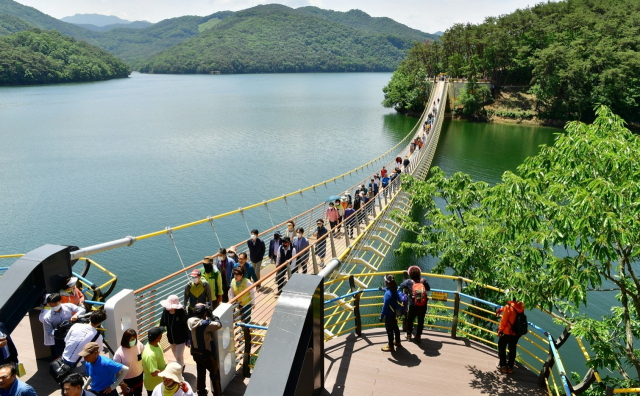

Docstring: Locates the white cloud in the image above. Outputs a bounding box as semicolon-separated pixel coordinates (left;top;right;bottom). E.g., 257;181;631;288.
13;0;543;32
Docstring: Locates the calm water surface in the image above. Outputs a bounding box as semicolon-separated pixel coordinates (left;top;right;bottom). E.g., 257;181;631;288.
2;73;597;372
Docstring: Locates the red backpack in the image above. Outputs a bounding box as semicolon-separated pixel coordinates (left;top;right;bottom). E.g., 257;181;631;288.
413;279;428;307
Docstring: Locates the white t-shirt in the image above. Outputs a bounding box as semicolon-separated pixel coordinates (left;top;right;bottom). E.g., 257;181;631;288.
62;323;103;364
113;342;144;379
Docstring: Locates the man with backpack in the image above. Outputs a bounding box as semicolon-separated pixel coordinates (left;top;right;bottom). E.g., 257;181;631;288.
399;266;430;342
496;297;526;374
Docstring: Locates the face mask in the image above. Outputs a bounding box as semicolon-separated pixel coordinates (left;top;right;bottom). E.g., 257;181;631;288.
52;305;62;312
251;235;257;240
274;236;280;240
297;233;302;238
129;339;137;347
191;278;200;285
64;288;73;293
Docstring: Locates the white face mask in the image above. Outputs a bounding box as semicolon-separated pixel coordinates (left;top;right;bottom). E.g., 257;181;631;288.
297;233;302;238
251;235;257;240
191;277;200;285
52;305;62;312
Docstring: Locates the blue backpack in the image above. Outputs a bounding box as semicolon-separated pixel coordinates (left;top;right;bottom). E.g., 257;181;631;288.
397;290;408;316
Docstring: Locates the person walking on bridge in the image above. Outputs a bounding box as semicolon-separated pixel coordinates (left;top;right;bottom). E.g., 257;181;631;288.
159;295;190;370
293;228;309;274
81;342;129;396
247;229;266;280
343;204;355;238
325;202;340;238
496;297;525;374
187;304;221;396
234;253;258;283
184;270;212;316
215;248;235;302
201;257;223;310
313;220;328;266
142;328;166;396
275;237;296;294
268;232;281;265
228;267;255;323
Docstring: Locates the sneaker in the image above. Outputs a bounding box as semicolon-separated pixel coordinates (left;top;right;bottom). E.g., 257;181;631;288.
496;362;508;374
394;340;401;346
381;344;394;352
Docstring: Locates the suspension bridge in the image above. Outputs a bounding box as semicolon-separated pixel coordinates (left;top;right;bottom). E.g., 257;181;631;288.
1;78;637;395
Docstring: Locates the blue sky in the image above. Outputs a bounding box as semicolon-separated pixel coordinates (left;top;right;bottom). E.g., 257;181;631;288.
16;0;541;33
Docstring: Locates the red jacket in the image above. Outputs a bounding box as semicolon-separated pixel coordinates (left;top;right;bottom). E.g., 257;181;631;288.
497;301;524;336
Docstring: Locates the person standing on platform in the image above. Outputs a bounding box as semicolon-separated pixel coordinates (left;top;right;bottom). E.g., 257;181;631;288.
228;267;255;323
292;227;309;274
188;304;222;396
81;342;129;396
43;293;86;359
275;237;296;294
268;232;281;265
142;327;166;396
0;325;17;369
59;277;85;307
496;298;525;374
234;253;258;283
399;266;430;342
113;329;144;396
379;275;401;352
284;221;296;242
216;248;235;302
246;229;266;280
313;220;328;267
0;364;36;396
183;270;212;317
150;363;195;396
201;258;222;311
159;296;190;370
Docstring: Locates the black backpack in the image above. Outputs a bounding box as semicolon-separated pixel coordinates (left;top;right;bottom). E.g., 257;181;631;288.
511;306;528;336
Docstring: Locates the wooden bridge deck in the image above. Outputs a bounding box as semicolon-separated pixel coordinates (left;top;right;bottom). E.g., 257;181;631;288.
321;329;546;396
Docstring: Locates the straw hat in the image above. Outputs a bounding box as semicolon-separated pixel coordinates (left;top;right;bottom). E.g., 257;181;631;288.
159;295;183;310
227;246;237;254
158;362;184;383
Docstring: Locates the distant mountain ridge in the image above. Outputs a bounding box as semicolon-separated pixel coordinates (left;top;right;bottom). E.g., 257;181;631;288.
75;21;153;32
61;13;133;26
139;4;430;74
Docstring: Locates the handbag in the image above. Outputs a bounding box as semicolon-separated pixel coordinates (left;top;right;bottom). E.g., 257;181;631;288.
49;330;100;384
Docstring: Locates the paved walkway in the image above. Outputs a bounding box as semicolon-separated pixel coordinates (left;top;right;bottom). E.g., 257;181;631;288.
321;329;546;396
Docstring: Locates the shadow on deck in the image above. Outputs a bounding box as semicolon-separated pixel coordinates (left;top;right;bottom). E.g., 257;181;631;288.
321;329;545;396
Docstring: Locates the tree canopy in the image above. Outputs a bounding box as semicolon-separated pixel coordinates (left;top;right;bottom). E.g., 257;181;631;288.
383;0;640;122
0;29;129;85
396;106;640;385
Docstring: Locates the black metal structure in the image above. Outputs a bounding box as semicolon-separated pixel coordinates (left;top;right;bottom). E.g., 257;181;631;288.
245;274;324;396
0;245;75;359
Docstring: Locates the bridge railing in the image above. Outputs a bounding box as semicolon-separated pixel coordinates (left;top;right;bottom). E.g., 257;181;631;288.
322;270;601;396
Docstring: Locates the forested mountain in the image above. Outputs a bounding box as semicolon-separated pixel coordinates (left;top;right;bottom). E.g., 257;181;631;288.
0;29;129;85
296;7;436;42
75;21;153;32
61;14;132;26
0;14;31;36
383;0;640;122
139;4;427;74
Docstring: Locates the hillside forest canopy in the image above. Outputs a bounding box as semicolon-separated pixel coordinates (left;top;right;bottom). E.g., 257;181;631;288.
383;0;640;123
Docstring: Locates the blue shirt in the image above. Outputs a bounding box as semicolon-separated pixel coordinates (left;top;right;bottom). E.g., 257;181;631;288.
380;288;401;319
86;355;123;392
0;379;36;396
233;262;258;282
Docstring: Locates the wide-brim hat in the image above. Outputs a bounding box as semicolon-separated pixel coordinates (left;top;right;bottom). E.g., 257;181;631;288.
227;246;237;254
160;295;183;310
66;277;78;287
158;362;183;383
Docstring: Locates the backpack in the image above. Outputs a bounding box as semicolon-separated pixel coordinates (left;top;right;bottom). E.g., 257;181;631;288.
511;305;528;336
397;290;408;316
412;280;428;307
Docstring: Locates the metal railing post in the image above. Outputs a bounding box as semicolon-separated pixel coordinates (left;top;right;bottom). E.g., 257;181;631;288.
242;325;252;377
371;200;377;217
329;232;337;257
344;224;350;246
286;260;292;279
354;292;362;337
311;246;319;274
451;277;463;339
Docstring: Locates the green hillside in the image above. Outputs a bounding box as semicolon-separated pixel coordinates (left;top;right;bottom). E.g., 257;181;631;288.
139;4;427;74
0;29;129;85
0;14;32;35
0;0;96;38
296;7;437;42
